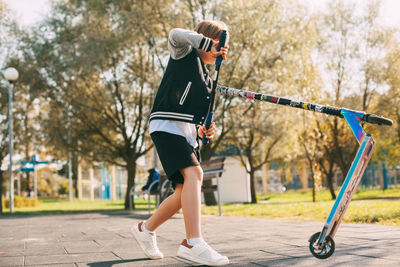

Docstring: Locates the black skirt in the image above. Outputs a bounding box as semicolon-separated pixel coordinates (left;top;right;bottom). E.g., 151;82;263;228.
150;131;200;186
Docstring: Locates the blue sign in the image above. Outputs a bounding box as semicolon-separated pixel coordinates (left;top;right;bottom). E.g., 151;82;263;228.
19;155;49;173
21;167;34;173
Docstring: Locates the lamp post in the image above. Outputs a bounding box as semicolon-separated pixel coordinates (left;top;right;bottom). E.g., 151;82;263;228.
4;67;19;213
68;106;73;202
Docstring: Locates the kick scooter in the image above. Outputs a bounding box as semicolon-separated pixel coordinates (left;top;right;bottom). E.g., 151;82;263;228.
214;85;393;259
307;108;389;259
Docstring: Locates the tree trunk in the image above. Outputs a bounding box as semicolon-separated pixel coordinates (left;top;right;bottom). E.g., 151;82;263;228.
26;172;31;197
310;164;316;203
72;151;79;198
319;158;337;200
0;169;3;214
326;172;336;200
200;145;217;206
250;170;257;203
124;158;137;209
305;156;316;202
303;142;316;202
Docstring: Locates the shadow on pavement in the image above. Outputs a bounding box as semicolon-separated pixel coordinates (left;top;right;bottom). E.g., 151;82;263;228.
87;258;151;267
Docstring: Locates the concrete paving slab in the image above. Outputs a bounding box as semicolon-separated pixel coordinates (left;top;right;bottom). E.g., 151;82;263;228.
1;247;67;257
253;252;397;267
0;256;24;267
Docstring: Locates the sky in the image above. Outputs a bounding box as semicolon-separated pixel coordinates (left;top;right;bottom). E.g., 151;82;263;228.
3;0;400;28
380;0;400;26
302;0;400;28
4;0;51;26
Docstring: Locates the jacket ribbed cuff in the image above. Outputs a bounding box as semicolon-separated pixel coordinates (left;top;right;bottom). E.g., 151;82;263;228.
199;37;213;52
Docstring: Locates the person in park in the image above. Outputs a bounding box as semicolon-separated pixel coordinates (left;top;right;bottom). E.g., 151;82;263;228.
141;168;160;193
131;20;229;266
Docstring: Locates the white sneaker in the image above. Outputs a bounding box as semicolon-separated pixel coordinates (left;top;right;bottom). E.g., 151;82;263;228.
131;221;163;259
177;239;229;266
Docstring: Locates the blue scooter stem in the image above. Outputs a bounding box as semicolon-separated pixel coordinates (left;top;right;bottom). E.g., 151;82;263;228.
202;30;227;145
202;112;214;144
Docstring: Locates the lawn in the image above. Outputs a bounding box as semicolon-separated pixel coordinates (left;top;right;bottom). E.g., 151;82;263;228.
0;198;149;216
1;188;399;226
202;188;400;226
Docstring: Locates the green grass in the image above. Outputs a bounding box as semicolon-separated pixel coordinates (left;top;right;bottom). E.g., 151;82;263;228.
202;188;400;226
2;189;400;226
257;188;400;203
1;197;153;216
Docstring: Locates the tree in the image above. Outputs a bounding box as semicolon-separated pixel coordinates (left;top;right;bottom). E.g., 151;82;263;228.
373;30;400;165
227;103;282;203
22;0;217;208
10;0;221;207
315;0;365;182
36;0;173;208
358;0;387;112
0;0;14;213
201;0;320;203
299;126;319;202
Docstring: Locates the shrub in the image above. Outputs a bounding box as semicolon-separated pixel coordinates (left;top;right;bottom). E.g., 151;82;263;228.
58;180;69;195
2;196;40;208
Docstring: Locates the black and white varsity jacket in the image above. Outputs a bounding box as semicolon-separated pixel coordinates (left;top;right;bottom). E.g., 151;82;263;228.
150;28;214;126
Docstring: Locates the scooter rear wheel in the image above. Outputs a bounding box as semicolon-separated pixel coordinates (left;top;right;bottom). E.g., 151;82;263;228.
309;232;335;259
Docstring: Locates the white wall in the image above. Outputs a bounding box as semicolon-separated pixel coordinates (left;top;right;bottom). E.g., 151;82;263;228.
217;156;251;203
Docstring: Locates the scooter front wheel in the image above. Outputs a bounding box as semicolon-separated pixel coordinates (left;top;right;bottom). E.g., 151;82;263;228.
309;232;335;259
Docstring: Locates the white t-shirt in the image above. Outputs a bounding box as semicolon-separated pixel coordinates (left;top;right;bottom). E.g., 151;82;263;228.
149;119;198;148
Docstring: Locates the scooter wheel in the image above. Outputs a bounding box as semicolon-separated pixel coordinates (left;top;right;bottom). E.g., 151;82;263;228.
309;232;335;259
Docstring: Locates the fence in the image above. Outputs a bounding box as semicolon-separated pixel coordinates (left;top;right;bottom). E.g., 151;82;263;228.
256;164;400;193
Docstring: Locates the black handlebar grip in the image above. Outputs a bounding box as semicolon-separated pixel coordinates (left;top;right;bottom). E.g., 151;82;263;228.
363;114;393;126
215;30;227;66
323;106;344;118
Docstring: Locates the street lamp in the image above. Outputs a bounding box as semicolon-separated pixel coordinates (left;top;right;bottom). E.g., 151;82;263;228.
67;105;73;202
4;67;19;213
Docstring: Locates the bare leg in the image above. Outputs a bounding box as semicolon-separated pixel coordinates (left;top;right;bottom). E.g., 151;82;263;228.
145;184;183;232
175;166;229;265
180;165;203;239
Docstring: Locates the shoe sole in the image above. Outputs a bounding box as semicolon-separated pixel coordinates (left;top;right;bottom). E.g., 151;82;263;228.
177;247;229;266
131;226;163;260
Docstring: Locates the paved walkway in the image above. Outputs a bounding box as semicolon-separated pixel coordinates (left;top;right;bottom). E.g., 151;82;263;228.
0;211;399;266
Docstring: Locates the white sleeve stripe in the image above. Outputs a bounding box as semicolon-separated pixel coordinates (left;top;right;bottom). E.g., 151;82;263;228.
205;38;211;51
201;38;207;50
